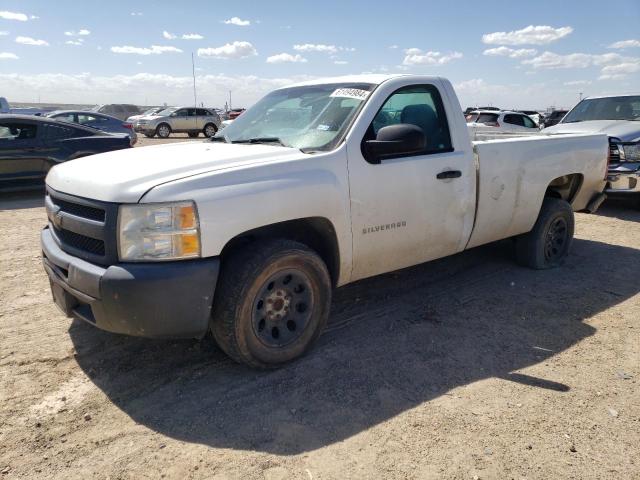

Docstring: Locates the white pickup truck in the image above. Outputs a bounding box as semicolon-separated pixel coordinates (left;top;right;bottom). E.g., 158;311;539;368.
42;74;608;368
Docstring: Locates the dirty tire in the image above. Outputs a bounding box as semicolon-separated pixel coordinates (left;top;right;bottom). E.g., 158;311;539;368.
515;197;574;269
211;239;332;369
203;123;218;138
156;123;171;138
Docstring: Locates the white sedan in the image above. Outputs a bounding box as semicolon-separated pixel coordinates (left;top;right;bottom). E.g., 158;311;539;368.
466;110;540;137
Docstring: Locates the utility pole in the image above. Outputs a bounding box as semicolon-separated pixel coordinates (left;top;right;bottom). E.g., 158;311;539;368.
579;92;583;102
229;90;232;111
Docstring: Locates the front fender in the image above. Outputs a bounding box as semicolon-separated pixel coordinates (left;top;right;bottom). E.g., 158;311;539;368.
140;149;353;285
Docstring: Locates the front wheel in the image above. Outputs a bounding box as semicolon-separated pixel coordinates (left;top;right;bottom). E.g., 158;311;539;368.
156;123;172;138
203;123;218;138
211;239;332;369
515;197;574;269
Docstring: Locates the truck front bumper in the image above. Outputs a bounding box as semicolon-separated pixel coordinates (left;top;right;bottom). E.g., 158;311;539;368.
41;227;219;339
606;168;640;194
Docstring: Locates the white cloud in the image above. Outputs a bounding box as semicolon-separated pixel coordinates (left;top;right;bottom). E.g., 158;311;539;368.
402;49;463;66
130;12;143;16
483;46;537;58
482;25;573;45
334;60;348;65
110;45;183;55
599;62;640;79
522;51;640;80
293;43;338;54
0;31;9;36
197;41;257;59
266;52;307;64
608;39;640;49
0;11;28;21
15;36;49;46
163;31;176;40
389;45;399;50
182;33;203;40
65;39;84;46
564;80;592;86
224;17;251;26
522;51;594;69
65;29;90;37
0;52;19;60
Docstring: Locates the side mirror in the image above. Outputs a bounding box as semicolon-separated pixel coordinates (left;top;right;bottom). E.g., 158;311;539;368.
362;124;426;164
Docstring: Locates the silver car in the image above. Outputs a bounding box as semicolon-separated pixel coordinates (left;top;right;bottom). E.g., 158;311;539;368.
135;107;221;138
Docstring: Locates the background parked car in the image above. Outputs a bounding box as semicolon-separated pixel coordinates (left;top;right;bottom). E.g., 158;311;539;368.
466;110;540;136
0;114;131;191
227;108;246;120
126;106;166;123
541;110;568;128
518;110;544;126
544;94;640;205
135;107;221;138
46;110;137;146
90;104;140;121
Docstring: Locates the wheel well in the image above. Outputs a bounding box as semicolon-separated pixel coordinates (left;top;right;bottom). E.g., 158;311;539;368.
545;173;583;204
220;217;341;286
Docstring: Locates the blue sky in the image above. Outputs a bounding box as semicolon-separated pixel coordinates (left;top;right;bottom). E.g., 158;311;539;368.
0;0;639;109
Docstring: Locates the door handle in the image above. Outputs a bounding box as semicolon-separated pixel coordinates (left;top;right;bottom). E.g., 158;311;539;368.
436;170;462;180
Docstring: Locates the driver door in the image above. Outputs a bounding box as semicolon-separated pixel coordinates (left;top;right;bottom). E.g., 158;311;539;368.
346;82;475;281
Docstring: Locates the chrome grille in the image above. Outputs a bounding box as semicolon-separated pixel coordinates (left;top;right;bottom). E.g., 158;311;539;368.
45;188;119;265
609;143;621;163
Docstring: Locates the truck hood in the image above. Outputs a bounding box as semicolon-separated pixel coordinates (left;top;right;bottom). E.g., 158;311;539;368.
46;141;304;203
544;120;640;142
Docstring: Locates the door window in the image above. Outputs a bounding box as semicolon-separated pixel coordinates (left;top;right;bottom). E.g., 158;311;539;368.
0;122;37;140
196;108;209;116
368;84;452;156
503;114;524;126
522;115;537;128
175;109;188;117
44;124;75;140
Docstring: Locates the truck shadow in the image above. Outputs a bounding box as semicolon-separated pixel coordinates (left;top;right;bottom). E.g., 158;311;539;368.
0;189;45;211
68;238;640;454
595;198;640;222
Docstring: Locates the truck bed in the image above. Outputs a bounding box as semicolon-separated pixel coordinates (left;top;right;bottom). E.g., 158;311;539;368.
466;133;608;249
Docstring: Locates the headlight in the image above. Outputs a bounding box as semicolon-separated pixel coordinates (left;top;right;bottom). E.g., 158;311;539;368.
620;142;640;162
118;202;201;261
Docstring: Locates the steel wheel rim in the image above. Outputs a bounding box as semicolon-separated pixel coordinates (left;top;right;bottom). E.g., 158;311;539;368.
205;125;216;137
544;217;568;261
251;268;314;348
158;125;170;137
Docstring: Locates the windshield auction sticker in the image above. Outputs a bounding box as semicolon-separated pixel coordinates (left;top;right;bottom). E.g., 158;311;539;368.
330;88;370;101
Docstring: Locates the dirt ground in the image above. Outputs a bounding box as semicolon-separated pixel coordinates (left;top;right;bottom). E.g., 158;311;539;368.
0;146;639;478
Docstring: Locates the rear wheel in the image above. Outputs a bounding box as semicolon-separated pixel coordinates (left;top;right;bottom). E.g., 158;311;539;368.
203;123;218;138
211;239;332;369
156;123;171;138
515;197;574;269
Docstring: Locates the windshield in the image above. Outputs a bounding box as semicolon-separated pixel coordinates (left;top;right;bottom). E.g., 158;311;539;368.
143;107;162;115
216;83;376;151
562;96;640;123
157;107;178;116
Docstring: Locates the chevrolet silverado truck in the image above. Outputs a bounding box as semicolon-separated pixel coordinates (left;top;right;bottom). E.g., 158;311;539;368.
41;74;608;368
544;94;640;205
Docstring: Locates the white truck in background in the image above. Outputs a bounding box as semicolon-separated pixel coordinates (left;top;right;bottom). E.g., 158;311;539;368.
41;74;608;368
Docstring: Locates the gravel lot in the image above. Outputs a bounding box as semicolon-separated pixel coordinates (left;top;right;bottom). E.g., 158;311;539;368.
0;142;639;479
